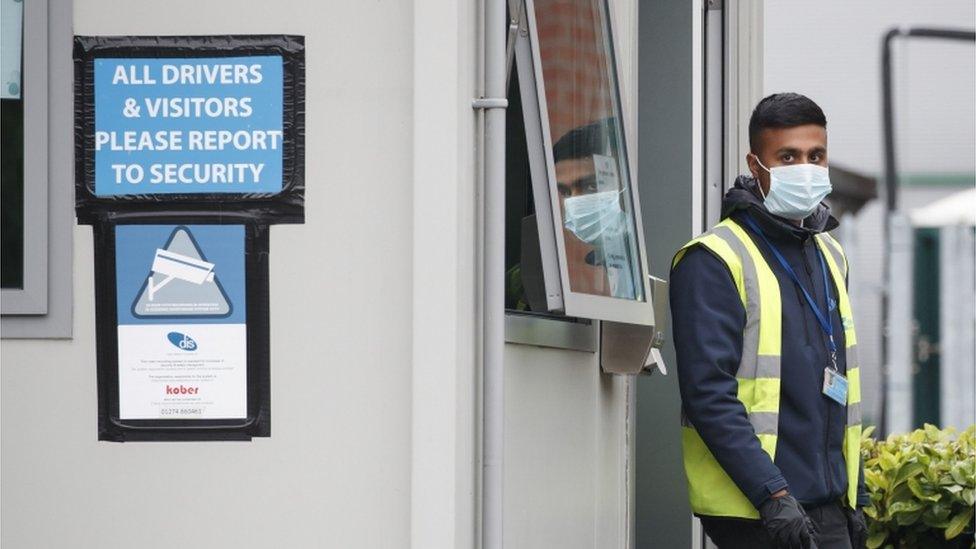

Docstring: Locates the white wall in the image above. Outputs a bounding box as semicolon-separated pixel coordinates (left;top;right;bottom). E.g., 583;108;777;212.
2;1;419;547
1;1;638;548
503;344;631;548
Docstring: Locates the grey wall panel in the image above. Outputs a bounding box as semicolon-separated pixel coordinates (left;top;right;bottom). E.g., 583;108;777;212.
635;1;696;548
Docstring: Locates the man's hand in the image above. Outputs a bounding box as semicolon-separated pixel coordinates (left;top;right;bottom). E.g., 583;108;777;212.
845;506;868;549
759;493;819;549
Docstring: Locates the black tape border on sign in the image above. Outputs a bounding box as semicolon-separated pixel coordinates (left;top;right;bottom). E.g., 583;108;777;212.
94;214;271;442
74;35;305;225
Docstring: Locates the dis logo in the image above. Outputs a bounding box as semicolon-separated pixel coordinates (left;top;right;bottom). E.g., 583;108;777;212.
167;332;198;351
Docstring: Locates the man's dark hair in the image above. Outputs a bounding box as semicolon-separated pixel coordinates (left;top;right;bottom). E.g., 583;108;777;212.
553;117;617;163
748;93;826;152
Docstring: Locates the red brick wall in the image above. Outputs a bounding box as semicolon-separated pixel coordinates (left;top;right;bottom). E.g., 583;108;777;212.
534;0;613;144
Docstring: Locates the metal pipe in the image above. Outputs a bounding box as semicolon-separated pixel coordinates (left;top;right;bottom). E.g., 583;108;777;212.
878;26;900;438
482;0;507;545
879;26;974;435
882;27;975;213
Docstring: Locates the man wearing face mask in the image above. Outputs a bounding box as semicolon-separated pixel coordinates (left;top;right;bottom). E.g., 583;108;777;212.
669;93;869;549
555;118;638;300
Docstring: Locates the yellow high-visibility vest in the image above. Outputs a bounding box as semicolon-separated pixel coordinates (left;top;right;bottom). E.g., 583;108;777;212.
672;217;862;519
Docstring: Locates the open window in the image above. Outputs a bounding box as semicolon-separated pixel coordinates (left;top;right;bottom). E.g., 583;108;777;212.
508;0;653;326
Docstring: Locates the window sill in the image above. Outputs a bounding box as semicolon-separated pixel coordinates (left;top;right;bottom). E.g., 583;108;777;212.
504;310;597;352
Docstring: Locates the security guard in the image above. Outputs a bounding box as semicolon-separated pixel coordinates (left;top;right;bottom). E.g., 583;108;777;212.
670;93;869;549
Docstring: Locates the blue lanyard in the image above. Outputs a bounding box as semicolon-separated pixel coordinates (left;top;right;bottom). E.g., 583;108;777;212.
742;216;838;365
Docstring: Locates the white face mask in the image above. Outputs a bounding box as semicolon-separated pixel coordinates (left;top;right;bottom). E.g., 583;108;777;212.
753;156;832;220
563;190;624;243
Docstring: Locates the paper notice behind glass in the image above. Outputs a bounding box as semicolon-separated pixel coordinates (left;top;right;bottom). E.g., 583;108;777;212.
593;154;635;300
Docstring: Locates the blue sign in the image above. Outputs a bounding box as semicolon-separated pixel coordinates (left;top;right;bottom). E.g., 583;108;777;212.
94;56;283;196
115;224;248;420
115;224;246;325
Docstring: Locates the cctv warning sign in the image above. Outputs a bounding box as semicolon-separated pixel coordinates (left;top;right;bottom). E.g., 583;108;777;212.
130;226;233;317
115;224;247;421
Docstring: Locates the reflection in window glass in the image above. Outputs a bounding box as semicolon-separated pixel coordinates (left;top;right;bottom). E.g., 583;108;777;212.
534;0;642;301
1;0;24;289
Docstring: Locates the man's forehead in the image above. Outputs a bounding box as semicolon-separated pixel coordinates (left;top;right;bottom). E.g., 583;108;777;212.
756;124;827;152
555;157;595;182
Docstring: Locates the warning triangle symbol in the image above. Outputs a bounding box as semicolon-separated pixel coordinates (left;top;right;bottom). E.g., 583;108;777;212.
131;226;233;318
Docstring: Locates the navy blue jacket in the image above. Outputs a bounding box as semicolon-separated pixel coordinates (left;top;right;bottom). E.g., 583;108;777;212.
670;176;868;512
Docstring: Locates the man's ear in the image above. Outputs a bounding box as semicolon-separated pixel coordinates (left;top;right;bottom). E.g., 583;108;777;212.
745;152;761;180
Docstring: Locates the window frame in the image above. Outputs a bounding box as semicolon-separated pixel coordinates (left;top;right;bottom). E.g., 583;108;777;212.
514;0;654;326
1;0;73;338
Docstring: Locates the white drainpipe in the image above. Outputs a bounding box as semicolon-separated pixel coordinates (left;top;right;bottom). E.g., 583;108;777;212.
473;0;507;546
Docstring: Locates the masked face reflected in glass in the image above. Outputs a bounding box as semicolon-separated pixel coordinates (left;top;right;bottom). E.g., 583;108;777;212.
534;0;643;301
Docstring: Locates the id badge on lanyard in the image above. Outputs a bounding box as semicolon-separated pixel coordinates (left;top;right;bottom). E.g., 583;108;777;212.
822;363;849;405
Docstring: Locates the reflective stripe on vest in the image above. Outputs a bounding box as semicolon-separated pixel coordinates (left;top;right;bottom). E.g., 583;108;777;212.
673;218;862;518
814;232;863;508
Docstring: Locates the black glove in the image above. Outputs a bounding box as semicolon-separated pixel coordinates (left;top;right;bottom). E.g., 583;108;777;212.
759;494;820;549
844;506;868;549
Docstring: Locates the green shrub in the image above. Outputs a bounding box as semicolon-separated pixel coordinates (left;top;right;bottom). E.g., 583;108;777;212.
861;424;975;549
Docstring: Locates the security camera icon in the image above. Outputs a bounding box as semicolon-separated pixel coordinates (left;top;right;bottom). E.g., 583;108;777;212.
146;249;216;301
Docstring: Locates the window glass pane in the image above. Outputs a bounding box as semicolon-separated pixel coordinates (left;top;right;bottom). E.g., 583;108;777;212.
1;0;23;289
534;0;643;301
1;0;22;99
